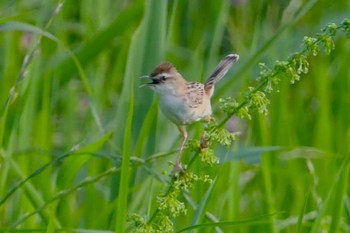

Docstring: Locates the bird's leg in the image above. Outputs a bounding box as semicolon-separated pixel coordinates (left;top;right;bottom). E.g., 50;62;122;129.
200;115;211;149
174;125;187;172
200;131;207;149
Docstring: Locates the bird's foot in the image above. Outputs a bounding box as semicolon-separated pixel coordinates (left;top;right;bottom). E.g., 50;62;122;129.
172;161;185;177
200;131;208;149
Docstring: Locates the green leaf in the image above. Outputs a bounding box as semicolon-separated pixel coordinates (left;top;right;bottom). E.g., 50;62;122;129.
177;213;276;232
190;178;217;228
55;3;143;79
221;146;282;164
56;131;113;189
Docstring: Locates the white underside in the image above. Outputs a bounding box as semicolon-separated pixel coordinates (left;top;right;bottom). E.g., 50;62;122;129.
159;94;211;125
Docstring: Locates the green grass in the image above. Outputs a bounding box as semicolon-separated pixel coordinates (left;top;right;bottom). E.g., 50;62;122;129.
0;0;350;232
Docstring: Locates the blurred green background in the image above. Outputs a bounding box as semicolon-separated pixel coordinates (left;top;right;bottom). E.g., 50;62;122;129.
0;0;349;232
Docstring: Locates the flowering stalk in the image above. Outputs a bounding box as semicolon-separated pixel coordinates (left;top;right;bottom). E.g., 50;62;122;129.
130;19;350;232
217;19;350;128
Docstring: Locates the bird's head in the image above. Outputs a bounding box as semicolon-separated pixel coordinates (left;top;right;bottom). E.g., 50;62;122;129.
140;62;186;95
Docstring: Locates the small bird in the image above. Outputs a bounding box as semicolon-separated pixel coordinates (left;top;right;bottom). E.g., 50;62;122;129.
141;54;239;171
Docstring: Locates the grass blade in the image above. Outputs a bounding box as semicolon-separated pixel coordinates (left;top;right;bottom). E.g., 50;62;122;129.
190;178;217;232
310;157;350;233
177;213;276;233
114;57;134;233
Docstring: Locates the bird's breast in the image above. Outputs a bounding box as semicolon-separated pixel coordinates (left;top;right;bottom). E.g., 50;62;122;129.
159;93;211;125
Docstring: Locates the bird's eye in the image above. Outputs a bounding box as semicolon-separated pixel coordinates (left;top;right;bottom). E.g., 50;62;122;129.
161;76;166;81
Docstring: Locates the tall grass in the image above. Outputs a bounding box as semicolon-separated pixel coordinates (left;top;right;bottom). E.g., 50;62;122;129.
0;0;349;232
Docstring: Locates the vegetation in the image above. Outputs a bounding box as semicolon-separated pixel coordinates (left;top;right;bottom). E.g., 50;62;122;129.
0;0;349;232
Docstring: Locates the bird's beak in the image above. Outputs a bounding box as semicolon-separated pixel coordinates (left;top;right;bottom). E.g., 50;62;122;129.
139;74;164;88
139;75;152;88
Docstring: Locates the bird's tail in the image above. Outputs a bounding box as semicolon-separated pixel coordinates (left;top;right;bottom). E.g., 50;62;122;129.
204;54;239;94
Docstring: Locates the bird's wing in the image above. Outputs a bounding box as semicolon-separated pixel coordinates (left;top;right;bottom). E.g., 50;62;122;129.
186;82;204;108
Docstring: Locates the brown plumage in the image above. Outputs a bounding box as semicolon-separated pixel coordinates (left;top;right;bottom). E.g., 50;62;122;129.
143;54;239;172
150;62;175;77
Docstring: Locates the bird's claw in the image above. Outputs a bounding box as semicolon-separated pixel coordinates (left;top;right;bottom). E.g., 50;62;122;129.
172;162;185;177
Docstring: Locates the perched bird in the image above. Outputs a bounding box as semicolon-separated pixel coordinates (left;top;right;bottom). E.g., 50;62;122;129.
141;54;239;171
